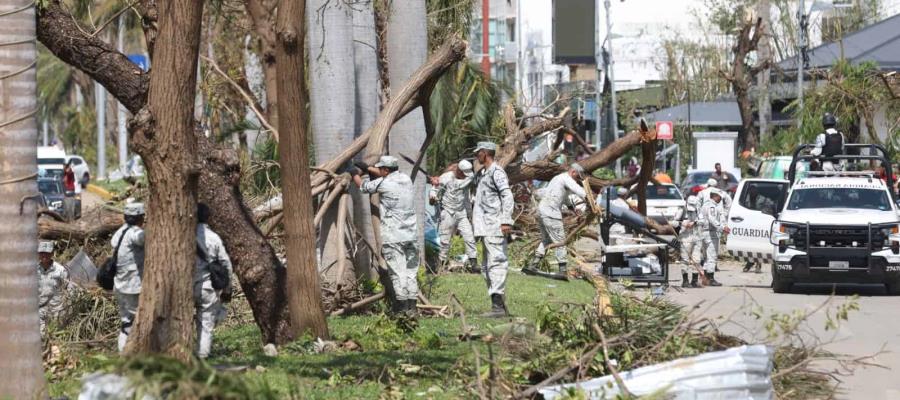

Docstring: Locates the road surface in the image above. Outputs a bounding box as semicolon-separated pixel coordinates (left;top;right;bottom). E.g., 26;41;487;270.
660;260;900;400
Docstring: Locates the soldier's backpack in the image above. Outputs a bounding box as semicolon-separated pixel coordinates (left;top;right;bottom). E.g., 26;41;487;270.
196;243;231;291
97;226;130;290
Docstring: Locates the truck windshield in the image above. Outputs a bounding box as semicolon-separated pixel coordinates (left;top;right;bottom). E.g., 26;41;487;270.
38;180;62;194
645;185;683;200
38;158;66;165
786;188;892;211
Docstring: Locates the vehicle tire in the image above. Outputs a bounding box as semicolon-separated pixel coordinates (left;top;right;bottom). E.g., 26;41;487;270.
885;281;900;296
772;279;792;294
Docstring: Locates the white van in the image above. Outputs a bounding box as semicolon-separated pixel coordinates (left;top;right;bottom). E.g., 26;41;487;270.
37;146;67;181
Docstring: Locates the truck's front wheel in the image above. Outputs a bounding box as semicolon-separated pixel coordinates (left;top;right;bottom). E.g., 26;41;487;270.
885;281;900;296
772;278;792;293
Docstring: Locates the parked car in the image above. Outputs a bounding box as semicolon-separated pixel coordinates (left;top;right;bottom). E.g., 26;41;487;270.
680;170;740;197
37;146;66;181
631;183;686;227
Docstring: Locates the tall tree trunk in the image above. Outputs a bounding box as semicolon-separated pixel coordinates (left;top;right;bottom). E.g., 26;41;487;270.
385;0;428;255
308;0;357;287
351;0;378;278
756;0;772;143
276;0;329;339
245;0;279;129
125;0;204;360
36;0;296;344
0;1;46;397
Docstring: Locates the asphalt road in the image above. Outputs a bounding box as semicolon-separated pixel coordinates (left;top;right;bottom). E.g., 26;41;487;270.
660;260;900;399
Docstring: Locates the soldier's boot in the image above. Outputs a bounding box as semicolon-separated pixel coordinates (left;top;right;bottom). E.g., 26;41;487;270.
707;272;723;287
522;255;542;275
754;263;762;274
557;262;570;281
481;294;509;318
742;262;753;273
467;258;481;274
690;273;700;288
681;272;690;288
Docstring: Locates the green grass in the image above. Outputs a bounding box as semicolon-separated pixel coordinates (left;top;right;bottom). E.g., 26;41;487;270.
48;273;596;399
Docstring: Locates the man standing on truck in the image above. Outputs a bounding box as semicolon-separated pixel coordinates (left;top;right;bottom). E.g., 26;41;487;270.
811;113;845;172
698;192;730;286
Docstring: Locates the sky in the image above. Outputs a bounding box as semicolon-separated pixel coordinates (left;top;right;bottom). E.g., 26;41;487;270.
520;0;900;87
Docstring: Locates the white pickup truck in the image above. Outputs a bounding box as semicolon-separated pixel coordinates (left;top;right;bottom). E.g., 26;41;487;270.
725;144;900;294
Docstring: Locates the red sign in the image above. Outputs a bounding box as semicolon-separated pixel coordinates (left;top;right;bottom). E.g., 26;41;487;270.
656;121;674;140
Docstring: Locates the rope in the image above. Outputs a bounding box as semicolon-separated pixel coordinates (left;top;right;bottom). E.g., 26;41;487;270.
0;172;37;186
0;1;37;132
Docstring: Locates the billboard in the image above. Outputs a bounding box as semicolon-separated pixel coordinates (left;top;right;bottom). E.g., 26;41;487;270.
552;0;596;65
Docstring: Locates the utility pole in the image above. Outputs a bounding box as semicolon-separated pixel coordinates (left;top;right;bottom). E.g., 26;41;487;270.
95;82;106;180
604;0;619;175
605;0;618;147
481;0;490;78
117;15;128;172
516;0;523;105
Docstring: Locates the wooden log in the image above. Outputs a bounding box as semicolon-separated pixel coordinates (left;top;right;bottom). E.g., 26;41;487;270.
330;292;386;316
38;208;124;241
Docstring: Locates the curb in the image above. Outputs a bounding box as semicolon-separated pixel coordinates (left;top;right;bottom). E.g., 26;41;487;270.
85;184;113;201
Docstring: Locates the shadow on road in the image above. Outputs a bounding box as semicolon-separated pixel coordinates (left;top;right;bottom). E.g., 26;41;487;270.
789;283;889;297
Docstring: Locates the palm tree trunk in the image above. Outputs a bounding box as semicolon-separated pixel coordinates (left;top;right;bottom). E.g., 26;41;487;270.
386;0;428;254
351;0;379;278
308;0;357;287
0;1;47;397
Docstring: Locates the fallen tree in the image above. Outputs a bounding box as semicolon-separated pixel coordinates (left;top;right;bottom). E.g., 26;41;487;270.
37;0;468;344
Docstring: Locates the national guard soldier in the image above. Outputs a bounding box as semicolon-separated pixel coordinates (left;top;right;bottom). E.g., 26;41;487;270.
524;164;588;280
434;160;478;272
811;113;845;172
472;142;515;317
194;203;233;359
37;240;69;334
697;192;729;286
111;202;146;352
353;155;420;322
678;197;703;288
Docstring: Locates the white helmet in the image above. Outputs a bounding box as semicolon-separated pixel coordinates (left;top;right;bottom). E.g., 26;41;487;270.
686;196;700;212
706;178;717;187
458;159;473;172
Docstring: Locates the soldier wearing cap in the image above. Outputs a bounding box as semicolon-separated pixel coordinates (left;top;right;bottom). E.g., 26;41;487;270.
524;163;589;280
677;196;703;288
111;202;146;352
432;159;478;272
472;141;515;317
352;155;420;324
37;240;69;334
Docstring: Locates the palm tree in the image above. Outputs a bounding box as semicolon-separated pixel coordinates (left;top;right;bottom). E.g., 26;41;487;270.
0;1;48;397
351;0;379;277
308;0;358;286
386;0;429;253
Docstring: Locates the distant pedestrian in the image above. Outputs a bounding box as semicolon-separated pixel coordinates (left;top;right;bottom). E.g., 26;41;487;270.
472;142;515;317
37;241;69;334
353;156;420;323
712;163;730;191
111;203;146;352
